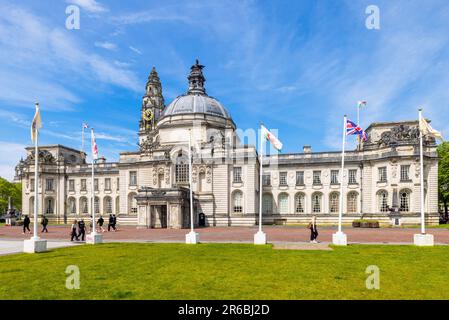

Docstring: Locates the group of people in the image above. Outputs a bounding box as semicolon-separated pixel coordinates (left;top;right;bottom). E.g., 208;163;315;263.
21;214;48;234
70;214;118;242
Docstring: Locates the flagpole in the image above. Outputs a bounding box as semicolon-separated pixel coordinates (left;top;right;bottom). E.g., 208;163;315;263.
332;115;348;245
81;125;85;154
185;128;199;243
258;124;263;234
91;129;97;236
419;109;425;235
33;103;40;241
357;104;360;150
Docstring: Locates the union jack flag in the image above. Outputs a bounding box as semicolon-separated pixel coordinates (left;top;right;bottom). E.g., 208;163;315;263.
346;119;368;141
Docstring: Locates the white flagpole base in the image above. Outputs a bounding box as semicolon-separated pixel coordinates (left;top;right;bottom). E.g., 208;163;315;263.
254;230;267;245
23;237;47;253
86;232;103;244
413;233;434;246
332;231;347;246
185;231;199;244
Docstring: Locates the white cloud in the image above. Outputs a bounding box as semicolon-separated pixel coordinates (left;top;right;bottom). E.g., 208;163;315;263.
94;41;117;51
129;46;142;55
0;141;26;181
66;0;107;13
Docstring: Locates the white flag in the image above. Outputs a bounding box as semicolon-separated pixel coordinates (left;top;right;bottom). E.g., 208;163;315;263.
420;117;444;142
261;125;283;151
31;103;42;143
91;129;99;160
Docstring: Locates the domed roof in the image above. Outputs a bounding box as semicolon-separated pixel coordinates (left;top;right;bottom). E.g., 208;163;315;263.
160;60;232;120
163;94;231;119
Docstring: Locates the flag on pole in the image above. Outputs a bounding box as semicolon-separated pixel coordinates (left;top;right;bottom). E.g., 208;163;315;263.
31;103;42;143
357;101;367;108
91;129;99;160
261;125;283;151
419;116;444;142
346;119;368;141
82;123;89;129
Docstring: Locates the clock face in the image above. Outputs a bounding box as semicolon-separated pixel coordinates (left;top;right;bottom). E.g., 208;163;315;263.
143;109;153;121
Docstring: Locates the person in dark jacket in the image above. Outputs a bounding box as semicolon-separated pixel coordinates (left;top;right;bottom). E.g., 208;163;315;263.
23;215;31;234
308;215;319;243
112;214;117;231
97;215;105;233
108;214;114;232
70;219;79;241
41;215;49;233
78;219;86;241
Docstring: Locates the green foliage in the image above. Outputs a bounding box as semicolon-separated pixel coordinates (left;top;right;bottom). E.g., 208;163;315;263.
1;243;449;299
0;177;22;214
437;142;449;206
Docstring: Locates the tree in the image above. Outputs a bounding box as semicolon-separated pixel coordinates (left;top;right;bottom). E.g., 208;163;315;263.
437;141;449;220
0;177;21;214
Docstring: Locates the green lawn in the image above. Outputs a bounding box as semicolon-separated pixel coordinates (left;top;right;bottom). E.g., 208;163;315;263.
0;243;448;300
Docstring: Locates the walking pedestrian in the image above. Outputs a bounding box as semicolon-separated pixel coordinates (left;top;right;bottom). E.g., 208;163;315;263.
70;219;79;241
112;214;117;231
41;215;49;233
97;215;105;233
108;214;114;232
23;215;31;234
78;219;86;241
308;215;319;243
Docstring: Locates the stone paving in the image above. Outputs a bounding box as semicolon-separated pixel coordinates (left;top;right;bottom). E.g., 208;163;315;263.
1;225;449;245
0;239;80;256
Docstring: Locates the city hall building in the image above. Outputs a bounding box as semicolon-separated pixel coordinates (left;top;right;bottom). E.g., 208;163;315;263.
14;61;439;227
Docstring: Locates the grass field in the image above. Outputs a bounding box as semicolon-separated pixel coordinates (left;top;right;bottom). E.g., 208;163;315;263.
0;243;448;300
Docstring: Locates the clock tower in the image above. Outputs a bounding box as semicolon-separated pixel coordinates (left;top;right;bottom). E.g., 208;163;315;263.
139;67;165;137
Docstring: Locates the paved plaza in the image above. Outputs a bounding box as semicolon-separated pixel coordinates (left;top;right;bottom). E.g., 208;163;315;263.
1;225;448;245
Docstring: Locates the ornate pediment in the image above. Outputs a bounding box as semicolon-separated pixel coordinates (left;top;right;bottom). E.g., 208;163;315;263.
26;150;56;165
139;134;160;154
364;124;435;149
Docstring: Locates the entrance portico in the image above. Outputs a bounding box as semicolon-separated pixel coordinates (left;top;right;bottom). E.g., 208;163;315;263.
135;187;197;229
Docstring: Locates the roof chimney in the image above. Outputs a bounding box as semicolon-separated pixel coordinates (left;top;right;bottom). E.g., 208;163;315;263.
303;145;311;153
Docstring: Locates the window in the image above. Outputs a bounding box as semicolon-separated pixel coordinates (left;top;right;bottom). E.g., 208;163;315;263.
45;178;54;191
278;194;289;214
129;171;137;186
80;197;88;214
93;179;99;191
233;167;242;183
45;197;54;214
29;197;34;215
330;192;339;213
279;172;287;186
30;179;35;192
331;170;339;184
233;191;243;213
81;179;87;191
117;177;120;191
349;169;357;184
68;179;75;192
104;197;112;214
313;171;321;185
128;193;137;214
105;178;111;191
378;167;387;182
175;164;189;183
68;197;76;214
399;190;410;212
94;197;100;214
115;197;120;215
312;193;322;213
296;171;304;185
378;191;389;212
400;165;410;181
347;192;358;213
262;194;273;215
295;193;305;213
262;174;271;186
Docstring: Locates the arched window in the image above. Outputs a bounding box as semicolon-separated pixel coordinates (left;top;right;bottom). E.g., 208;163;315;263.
347;192;358;213
29;196;34;215
175;151;189;183
232;191;243;213
262;194;273;215
278;193;289;214
295;193;305;213
45;197;54;214
94;197;100;214
115;196;120;215
104;196;112;214
80;197;88;214
329;192;339;213
399;189;411;212
312;193;322;213
128;193;137;214
378;190;389;212
68;197;76;215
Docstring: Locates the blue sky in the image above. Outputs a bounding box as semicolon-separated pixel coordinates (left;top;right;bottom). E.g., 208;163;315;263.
1;0;449;180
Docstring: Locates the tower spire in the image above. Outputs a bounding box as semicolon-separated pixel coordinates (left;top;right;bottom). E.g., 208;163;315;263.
187;59;206;95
